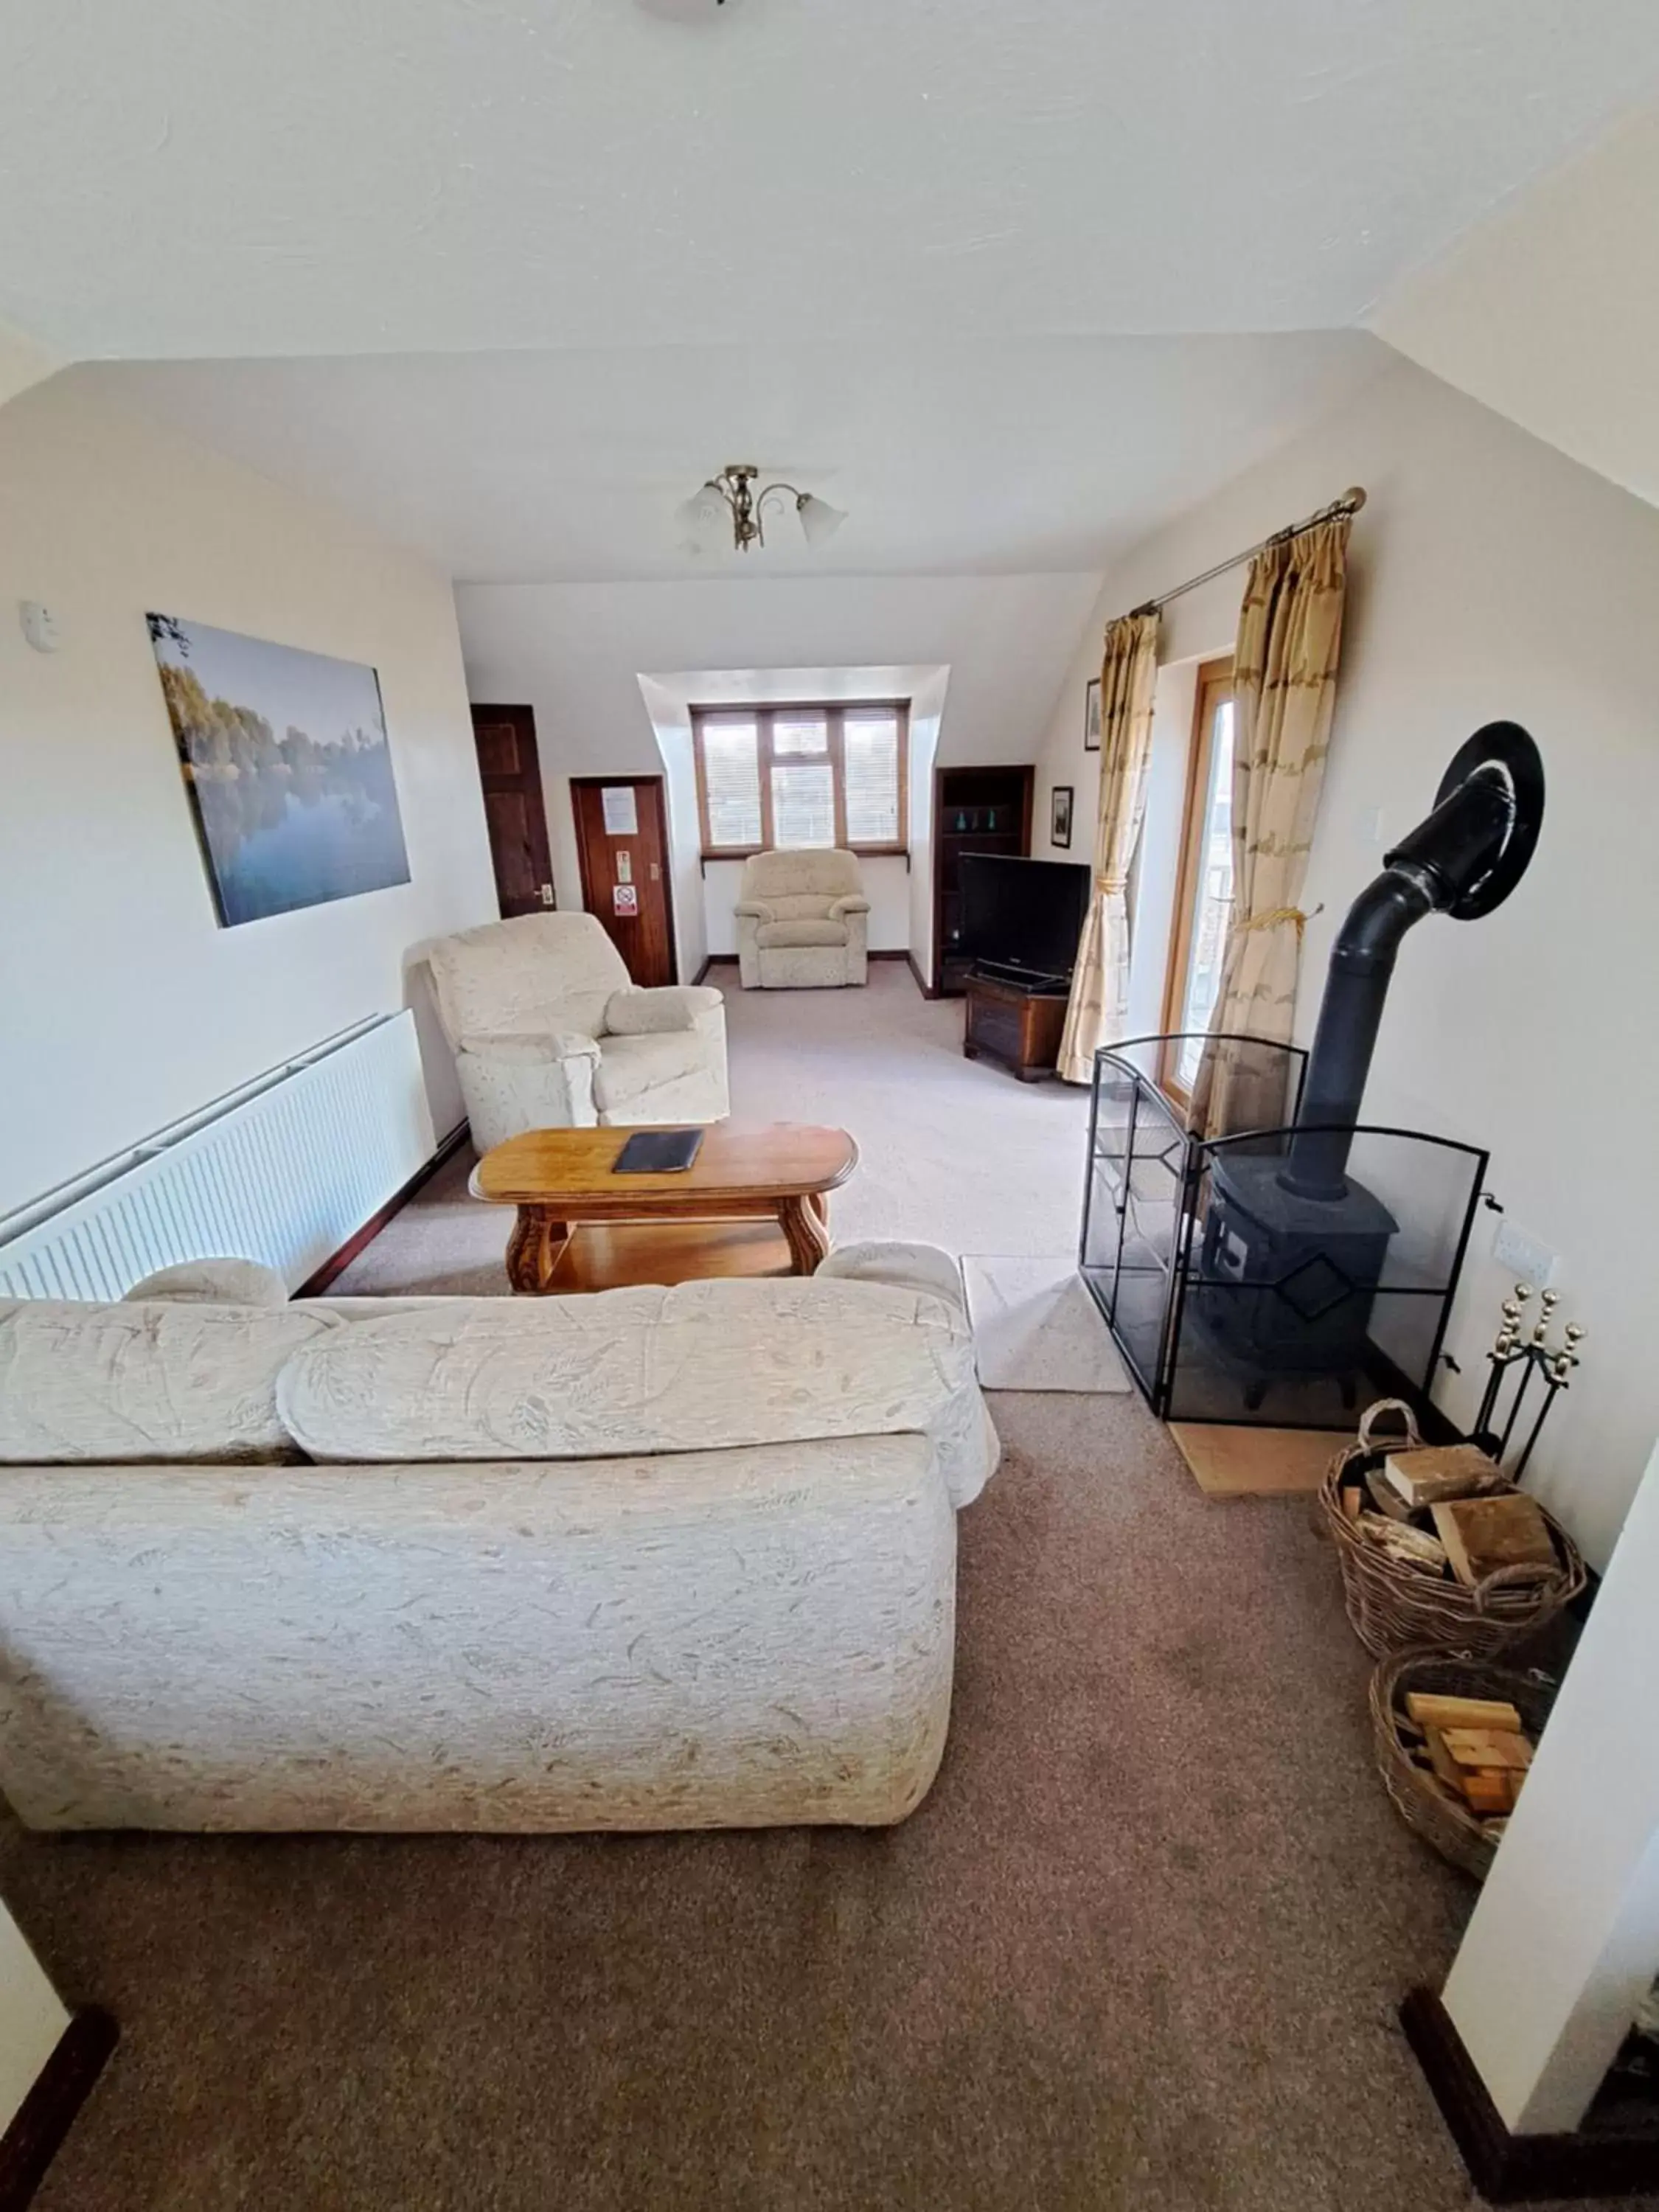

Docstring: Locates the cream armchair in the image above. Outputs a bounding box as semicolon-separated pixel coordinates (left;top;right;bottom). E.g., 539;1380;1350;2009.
735;849;871;989
427;913;728;1149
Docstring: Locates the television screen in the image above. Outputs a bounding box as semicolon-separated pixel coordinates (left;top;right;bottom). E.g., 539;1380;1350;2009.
958;854;1091;982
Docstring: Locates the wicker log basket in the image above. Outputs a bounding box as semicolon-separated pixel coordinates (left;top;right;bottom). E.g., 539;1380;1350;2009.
1318;1399;1586;1658
1370;1647;1560;1879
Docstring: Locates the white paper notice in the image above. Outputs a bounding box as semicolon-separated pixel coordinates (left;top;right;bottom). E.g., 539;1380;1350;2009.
615;849;632;883
601;786;638;836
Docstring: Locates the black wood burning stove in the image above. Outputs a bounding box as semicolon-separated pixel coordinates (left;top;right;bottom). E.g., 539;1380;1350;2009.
1080;726;1544;1429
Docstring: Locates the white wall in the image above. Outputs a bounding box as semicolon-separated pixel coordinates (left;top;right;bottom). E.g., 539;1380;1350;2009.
0;370;498;1218
636;680;709;984
907;669;949;984
1442;1433;1659;2133
1032;355;1659;1569
0;1899;68;2134
0;318;58;411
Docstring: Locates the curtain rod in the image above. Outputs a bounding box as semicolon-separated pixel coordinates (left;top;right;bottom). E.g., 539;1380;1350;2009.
1126;486;1366;622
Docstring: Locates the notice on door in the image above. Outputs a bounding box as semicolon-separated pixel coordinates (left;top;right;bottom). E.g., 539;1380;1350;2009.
615;849;632;883
613;883;639;917
601;785;639;836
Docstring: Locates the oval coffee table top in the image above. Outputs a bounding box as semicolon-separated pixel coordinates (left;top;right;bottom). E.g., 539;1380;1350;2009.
473;1121;858;1207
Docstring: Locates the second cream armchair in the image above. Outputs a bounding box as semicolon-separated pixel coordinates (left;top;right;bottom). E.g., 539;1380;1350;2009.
734;849;871;989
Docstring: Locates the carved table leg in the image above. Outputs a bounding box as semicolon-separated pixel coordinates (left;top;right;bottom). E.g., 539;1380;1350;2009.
506;1208;571;1294
779;1194;831;1275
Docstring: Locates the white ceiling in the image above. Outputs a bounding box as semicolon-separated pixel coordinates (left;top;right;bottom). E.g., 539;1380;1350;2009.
4;1;1657;359
72;334;1387;582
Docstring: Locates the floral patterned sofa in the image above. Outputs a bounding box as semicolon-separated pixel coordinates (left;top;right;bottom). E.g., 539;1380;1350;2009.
0;1244;995;1834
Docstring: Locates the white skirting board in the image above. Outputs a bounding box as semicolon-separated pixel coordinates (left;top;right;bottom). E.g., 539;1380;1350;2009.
0;1012;436;1301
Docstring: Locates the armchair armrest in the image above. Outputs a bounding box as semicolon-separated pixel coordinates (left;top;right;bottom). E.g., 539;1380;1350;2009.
450;1031;604;1144
734;900;776;922
828;895;871;917
457;1030;602;1064
603;985;724;1037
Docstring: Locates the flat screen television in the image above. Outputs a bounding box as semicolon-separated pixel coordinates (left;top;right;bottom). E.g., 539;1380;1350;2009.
958;854;1091;987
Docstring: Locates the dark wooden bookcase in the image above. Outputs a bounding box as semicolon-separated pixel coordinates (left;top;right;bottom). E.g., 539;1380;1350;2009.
931;765;1036;995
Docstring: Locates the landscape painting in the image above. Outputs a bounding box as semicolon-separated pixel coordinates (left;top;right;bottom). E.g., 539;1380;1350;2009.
147;613;410;926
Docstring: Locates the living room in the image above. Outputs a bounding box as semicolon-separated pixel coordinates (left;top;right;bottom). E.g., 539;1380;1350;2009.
3;7;1659;2208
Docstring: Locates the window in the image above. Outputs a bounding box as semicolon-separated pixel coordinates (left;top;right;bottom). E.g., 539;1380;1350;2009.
1161;658;1237;1105
692;703;908;856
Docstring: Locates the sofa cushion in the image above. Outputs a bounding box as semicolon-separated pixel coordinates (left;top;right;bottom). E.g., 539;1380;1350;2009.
593;1030;709;1112
755;918;849;950
275;1278;975;1464
0;1300;342;1464
124;1258;289;1307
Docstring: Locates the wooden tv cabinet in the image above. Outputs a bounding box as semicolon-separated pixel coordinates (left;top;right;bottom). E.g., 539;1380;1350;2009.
961;971;1069;1082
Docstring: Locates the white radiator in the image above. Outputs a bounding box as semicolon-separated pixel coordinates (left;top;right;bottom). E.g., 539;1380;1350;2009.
0;1013;439;1301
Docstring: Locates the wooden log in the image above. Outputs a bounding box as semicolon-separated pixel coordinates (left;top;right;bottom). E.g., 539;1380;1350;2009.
1405;1691;1525;1733
1431;1492;1557;1587
1440;1728;1534;1773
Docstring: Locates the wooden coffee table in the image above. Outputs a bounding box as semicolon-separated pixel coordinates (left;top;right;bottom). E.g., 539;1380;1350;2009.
472;1122;858;1295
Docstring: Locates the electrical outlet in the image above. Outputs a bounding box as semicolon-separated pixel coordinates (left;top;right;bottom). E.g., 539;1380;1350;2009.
1492;1217;1557;1288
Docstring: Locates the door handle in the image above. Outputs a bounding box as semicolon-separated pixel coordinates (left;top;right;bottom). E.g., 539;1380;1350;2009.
649;863;660;881
540;883;554;906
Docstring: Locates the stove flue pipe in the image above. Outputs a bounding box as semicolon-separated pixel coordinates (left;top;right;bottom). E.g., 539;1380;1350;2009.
1281;728;1543;1200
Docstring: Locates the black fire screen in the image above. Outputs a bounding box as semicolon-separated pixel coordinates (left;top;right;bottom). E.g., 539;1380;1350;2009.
1079;1036;1489;1430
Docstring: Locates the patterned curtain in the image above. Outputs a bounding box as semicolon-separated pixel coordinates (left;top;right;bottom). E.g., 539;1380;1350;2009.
1189;514;1352;1137
1057;611;1161;1083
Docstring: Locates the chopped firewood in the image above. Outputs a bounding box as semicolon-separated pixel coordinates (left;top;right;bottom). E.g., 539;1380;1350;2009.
1340;1484;1364;1523
1431;1492;1556;1587
1357;1514;1448;1573
1421;1726;1465;1795
1405;1691;1524;1733
1439;1727;1534;1773
1366;1470;1417;1523
1382;1444;1505;1509
1462;1769;1512;1816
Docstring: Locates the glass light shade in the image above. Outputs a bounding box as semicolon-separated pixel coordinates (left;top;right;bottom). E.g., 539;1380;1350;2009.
675;483;730;543
795;493;846;548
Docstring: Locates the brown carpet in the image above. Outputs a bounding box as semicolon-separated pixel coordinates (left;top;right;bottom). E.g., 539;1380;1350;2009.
3;970;1631;2209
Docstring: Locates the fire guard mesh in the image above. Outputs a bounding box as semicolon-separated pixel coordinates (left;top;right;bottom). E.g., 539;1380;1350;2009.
1079;1036;1489;1430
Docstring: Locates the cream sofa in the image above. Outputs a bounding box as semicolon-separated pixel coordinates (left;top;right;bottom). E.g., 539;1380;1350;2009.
0;1245;995;1834
735;849;870;989
427;912;729;1150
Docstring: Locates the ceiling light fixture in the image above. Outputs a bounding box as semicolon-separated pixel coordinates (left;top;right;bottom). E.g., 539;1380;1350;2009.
675;465;846;554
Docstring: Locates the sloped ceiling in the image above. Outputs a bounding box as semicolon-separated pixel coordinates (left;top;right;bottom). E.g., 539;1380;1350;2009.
456;574;1104;772
67;335;1386;583
1371;104;1659;510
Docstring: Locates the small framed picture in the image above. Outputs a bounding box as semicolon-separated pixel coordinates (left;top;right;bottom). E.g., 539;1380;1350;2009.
1051;785;1074;849
1083;678;1102;753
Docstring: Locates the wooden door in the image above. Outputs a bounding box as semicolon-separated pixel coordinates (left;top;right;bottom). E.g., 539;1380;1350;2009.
571;776;677;987
471;704;555;918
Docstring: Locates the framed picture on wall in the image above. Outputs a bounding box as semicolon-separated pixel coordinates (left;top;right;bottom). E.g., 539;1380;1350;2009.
147;612;411;928
1084;678;1102;752
1051;785;1074;849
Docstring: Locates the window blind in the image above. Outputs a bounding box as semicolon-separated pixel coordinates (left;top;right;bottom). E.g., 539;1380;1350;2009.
700;720;762;848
